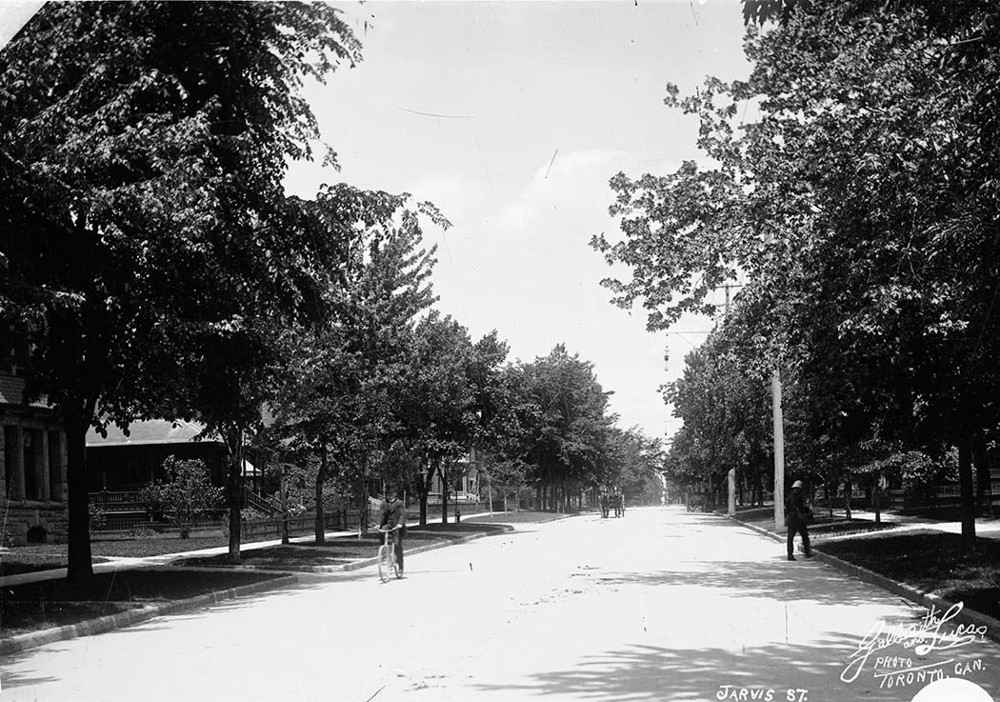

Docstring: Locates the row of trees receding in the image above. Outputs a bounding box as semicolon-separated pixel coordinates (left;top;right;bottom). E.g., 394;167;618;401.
591;0;1000;547
0;2;663;583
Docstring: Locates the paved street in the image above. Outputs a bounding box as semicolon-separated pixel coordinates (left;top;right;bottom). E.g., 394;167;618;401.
2;506;999;702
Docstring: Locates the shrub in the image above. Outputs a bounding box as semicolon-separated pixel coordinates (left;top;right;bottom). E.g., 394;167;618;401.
141;457;224;538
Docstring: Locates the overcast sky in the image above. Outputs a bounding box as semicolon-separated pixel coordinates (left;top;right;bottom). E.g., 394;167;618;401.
1;0;753;441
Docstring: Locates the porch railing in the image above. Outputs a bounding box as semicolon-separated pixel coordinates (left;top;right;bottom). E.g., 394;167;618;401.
88;490;145;510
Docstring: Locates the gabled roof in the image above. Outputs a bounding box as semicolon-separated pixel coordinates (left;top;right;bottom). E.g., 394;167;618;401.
0;374;52;410
86;419;220;447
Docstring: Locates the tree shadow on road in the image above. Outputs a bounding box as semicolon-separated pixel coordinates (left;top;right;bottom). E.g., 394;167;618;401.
468;636;926;702
584;558;915;610
0;669;60;691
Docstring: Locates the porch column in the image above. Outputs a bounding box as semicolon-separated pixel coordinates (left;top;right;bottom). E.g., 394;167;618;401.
38;428;50;501
49;430;66;502
0;425;6;503
11;423;25;500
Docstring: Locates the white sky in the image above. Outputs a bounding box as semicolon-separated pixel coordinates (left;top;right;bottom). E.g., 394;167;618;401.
1;0;752;441
289;1;753;441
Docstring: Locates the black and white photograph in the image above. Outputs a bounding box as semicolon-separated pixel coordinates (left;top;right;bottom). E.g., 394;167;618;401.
2;1;1000;700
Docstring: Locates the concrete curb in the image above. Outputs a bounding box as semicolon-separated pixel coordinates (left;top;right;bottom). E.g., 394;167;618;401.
721;513;1000;646
0;573;298;657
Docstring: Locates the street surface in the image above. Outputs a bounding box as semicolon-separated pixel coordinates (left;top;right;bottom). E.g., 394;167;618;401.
2;506;999;702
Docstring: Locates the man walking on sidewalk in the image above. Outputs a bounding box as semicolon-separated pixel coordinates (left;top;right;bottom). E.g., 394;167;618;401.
785;479;813;561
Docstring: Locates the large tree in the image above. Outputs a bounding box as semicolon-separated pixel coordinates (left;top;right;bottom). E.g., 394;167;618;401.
0;1;361;578
267;185;442;541
396;311;479;525
520;345;616;512
592;0;1000;547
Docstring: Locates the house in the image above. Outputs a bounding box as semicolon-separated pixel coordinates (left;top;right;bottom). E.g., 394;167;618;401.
0;373;69;545
85;419;228;492
425;448;481;505
85;419;261;528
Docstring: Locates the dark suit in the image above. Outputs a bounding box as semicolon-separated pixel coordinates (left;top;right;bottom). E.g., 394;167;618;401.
785;488;812;559
380;497;406;572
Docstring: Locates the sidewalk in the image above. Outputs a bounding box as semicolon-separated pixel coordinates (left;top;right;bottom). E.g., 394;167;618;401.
725;507;1000;646
0;512;497;588
825;506;1000;539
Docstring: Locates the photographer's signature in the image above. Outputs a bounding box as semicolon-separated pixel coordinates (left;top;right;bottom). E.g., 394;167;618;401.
841;602;988;684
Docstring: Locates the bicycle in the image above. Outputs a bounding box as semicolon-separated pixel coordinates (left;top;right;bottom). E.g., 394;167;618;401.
377;526;403;582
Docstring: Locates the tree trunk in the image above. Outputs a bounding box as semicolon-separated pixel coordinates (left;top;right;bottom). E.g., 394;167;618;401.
417;485;428;526
226;426;244;565
64;399;95;585
315;445;327;543
873;474;881;525
359;477;369;537
974;432;992;517
844;476;852;520
417;459;433;526
958;434;977;550
280;463;290;545
440;462;450;525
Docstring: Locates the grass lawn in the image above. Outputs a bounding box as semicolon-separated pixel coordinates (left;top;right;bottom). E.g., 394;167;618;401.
1;533;284;576
732;507;902;539
0;569;284;639
182;534;386;567
819;530;1000;620
467;510;573;525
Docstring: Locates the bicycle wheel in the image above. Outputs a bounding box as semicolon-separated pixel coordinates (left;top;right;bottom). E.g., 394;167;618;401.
377;544;390;582
392;549;402;579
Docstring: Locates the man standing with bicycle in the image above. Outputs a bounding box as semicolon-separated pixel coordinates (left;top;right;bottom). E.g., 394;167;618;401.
379;484;407;576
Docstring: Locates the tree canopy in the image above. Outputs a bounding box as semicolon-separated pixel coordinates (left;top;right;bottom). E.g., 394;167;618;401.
594;0;1000;545
0;1;362;577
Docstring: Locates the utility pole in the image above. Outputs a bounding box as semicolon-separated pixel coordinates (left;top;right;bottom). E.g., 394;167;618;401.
724;284;737;517
772;368;785;533
715;280;785;529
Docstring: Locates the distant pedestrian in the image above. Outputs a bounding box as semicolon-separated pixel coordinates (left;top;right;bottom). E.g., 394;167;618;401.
600;493;609;518
785;479;813;561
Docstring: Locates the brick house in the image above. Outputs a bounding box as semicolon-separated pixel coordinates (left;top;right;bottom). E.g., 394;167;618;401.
0;373;69;545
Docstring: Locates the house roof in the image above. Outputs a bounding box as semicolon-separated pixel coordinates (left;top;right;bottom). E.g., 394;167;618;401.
86;419;219;447
85;419;262;475
0;374;52;409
